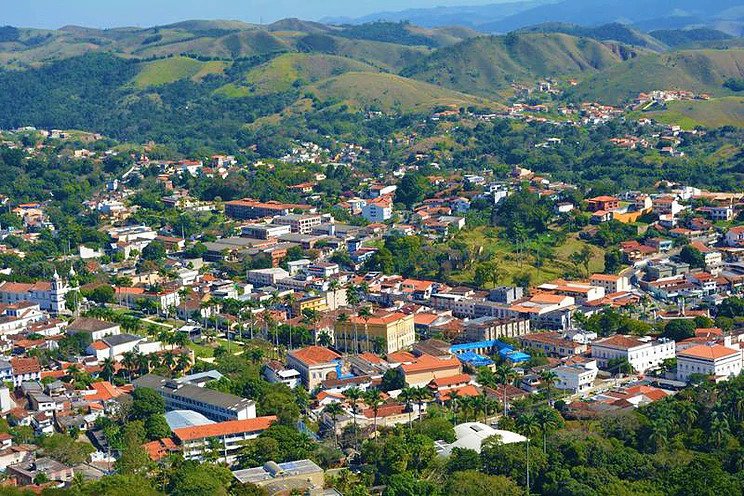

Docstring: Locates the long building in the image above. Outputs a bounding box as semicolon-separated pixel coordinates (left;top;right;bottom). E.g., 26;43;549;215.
174;416;276;464
133;374;256;421
224;199;314;220
334;311;415;354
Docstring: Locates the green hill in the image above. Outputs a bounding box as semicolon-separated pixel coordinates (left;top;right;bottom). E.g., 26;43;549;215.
569;49;744;104
309;71;491;112
518;22;667;51
134;56;227;87
402;32;640;97
645;96;744;129
221;52;378;96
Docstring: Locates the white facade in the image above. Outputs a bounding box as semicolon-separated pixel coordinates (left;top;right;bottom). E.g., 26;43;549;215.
554;363;598;394
591;336;675;373
676;345;742;383
247;268;290;287
362;202;392;222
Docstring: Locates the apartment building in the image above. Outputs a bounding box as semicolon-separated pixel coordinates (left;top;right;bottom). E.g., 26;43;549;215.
272;214;323;234
589;274;631;294
174;416;276;464
554;362;598;394
134;374;256;421
224;199;313;220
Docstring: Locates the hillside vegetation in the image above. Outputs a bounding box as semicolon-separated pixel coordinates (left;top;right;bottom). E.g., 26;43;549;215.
403;32;640;97
570;49;744;104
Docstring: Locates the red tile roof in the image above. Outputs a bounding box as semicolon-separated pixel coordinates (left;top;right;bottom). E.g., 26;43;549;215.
429;373;471;388
173;416;276;442
10;357;40;375
401;355;461;375
289;346;341;366
678;344;739;360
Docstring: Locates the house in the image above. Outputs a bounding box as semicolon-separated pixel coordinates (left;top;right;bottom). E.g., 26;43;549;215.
676;344;742;383
66;318;121;343
10;358;40;387
174;416;276;464
591;335;675;373
586;196;619;212
537;280;605;304
519;332;587;358
224;199;313;220
86;334;161;361
7;457;74;485
287;346;342;390
334;311;415;354
725;226;744;247
262;361;301;389
247;268;290;287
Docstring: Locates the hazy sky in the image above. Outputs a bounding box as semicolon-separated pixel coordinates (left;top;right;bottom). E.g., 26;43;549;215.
2;0;506;29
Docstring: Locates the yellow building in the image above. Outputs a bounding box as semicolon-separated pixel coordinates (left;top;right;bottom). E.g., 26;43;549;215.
335;311;415;354
292;295;328;317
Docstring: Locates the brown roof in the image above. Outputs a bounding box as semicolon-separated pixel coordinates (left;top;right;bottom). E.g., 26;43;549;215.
68;318;117;333
10;357;40;375
401;355;461;375
594;335;642;350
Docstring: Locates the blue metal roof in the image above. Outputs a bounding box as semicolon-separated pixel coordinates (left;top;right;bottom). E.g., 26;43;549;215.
456;351;494;367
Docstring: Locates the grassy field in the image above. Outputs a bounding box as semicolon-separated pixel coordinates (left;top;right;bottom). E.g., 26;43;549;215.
647;96;744;129
133;56;227;87
450;227;605;287
309;71;493;112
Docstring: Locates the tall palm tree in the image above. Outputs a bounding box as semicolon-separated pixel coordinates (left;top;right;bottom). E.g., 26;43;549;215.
495;364;517;417
175;353;192;375
709;411;730;448
162;351;176;371
364;389;383;436
101;358;115;382
414;386;432;423
336;313;350;354
247;348;264;365
448;389;461;425
399;387;417;428
344;387;363;449
121;351;136;380
358;306;373;352
535;407;561;454
538;370;558;405
677;400;698;430
284;293;296;350
516;412;540;496
135;353;149;376
323;402;344;447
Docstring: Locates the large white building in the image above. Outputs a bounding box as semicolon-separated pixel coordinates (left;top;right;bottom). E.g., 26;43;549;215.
591;335;675;373
173;416;276;464
676;344;742;383
0;272;69;315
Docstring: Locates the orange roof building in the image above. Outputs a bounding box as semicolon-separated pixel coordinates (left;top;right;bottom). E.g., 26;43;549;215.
172;416;276;464
677;344;742;382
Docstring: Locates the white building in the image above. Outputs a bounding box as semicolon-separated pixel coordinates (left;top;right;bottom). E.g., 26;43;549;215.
0;272;69;315
362;197;393;222
262;361;301;389
554;362;598;394
174;416;276;464
676;344;742;383
247;268;290;287
591;335;675;373
589;274;631;294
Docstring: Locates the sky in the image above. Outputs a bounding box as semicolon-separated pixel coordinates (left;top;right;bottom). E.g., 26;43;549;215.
1;0;506;29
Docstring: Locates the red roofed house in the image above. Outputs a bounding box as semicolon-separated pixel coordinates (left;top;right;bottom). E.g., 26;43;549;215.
676;344;742;383
10;357;40;387
287;346;342;389
586;196;619;212
173;416;276;464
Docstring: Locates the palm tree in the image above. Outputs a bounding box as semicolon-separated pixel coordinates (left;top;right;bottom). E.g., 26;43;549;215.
247;348;264;365
648;419;669;451
336;313;350;353
358;306;373;352
135;353;149;376
399;387;417;428
709;411;730;448
364;389;383;436
448;389;461;425
677;401;698;431
175;353;192;374
535;407;561;454
495;364;517;417
476;367;498;388
162;351;176;371
121;351;136;380
323;402;344;448
284;293;296;350
414;386;432;422
101;358;115;382
317;331;333;347
344;387;363;449
538;370;558;405
516;412;540;495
